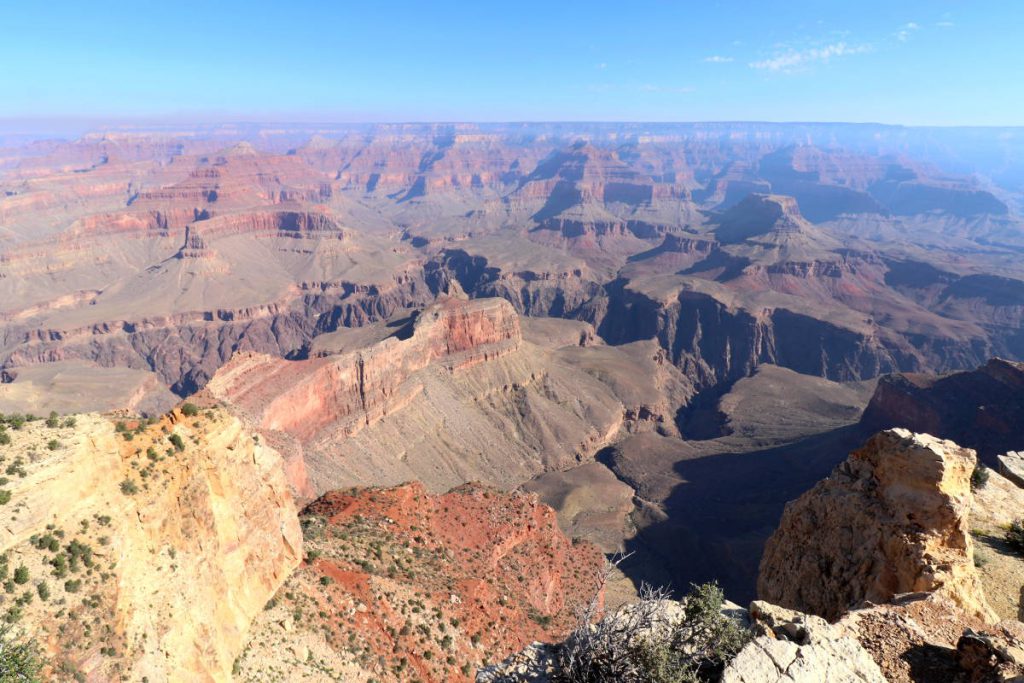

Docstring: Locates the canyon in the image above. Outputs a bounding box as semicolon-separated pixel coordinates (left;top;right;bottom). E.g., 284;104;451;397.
1;122;1023;681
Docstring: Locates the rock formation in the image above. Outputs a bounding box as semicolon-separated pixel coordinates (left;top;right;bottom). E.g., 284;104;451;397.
0;407;301;681
998;451;1024;489
861;358;1024;463
721;601;886;683
235;482;604;682
758;428;997;623
208;298;687;497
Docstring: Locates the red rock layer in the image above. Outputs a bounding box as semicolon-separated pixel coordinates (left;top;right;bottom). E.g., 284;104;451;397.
277;481;604;682
208;297;522;444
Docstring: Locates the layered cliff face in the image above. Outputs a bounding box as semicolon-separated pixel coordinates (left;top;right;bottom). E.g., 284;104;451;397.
210;296;521;440
235;482;604;683
210;298;695;497
861;358;1024;463
0;408;301;681
758;429;996;623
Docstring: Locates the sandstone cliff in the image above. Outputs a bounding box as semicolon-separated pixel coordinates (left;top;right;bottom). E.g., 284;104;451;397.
758;428;997;623
0;408;301;681
208;298;661;497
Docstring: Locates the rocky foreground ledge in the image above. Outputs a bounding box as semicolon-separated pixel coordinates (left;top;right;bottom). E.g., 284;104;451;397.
483;428;1024;683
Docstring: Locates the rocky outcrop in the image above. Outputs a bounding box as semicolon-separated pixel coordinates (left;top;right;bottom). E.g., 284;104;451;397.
235;482;604;683
0;408;302;681
862;358;1024;463
208;297;522;443
208;297;643;498
997;451;1024;489
758;429;997;623
722;601;886;683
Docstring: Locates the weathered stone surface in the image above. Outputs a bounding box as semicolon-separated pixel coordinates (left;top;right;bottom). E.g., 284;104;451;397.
722;601;886;683
958;626;1024;682
997;451;1024;489
236;482;603;683
0;408;302;682
758;428;997;623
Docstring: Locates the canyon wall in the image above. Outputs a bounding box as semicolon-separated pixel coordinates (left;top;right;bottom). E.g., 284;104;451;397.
208;297;522;442
0;408;301;681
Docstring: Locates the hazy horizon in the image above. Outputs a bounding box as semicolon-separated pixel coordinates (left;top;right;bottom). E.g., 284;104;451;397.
3;1;1022;126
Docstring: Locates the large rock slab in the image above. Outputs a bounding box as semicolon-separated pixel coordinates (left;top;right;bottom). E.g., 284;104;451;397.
722;601;885;683
759;428;997;623
998;451;1024;489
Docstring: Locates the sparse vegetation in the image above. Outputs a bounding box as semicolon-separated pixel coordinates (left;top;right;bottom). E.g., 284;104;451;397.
181;403;199;417
119;479;139;495
0;622;43;681
556;573;749;683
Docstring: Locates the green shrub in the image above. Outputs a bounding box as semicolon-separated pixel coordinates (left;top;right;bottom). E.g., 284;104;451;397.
0;622;42;680
557;582;750;683
13;566;29;585
0;431;9;446
971;465;990;491
0;491;11;505
168;434;185;453
62;417;77;429
1007;519;1024;556
45;412;59;429
181;403;199;417
36;582;50;601
120;479;139;495
46;439;61;451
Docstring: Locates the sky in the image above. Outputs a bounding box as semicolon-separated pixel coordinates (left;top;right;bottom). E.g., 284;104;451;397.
1;0;1022;127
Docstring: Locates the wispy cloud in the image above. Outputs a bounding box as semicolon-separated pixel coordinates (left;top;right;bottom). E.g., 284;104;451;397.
596;62;607;70
749;42;871;72
703;55;734;63
896;22;920;42
936;20;955;28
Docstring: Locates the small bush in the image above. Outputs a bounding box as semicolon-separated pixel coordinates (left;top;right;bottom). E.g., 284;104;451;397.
0;622;43;680
120;479;139;495
1007;519;1024;556
0;491;11;505
971;465;990;491
45;412;59;428
557;580;749;683
46;439;61;451
63;417;77;429
13;566;29;585
168;434;185;453
0;431;9;446
36;582;50;601
181;403;199;417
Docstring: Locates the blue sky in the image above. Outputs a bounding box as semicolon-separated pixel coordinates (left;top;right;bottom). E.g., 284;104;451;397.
1;0;1021;125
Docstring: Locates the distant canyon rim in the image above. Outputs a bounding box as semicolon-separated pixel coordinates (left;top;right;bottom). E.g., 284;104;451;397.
2;121;1024;607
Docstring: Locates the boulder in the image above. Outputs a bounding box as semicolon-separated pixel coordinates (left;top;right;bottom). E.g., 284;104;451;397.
722;601;886;683
997;451;1024;489
758;429;997;623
